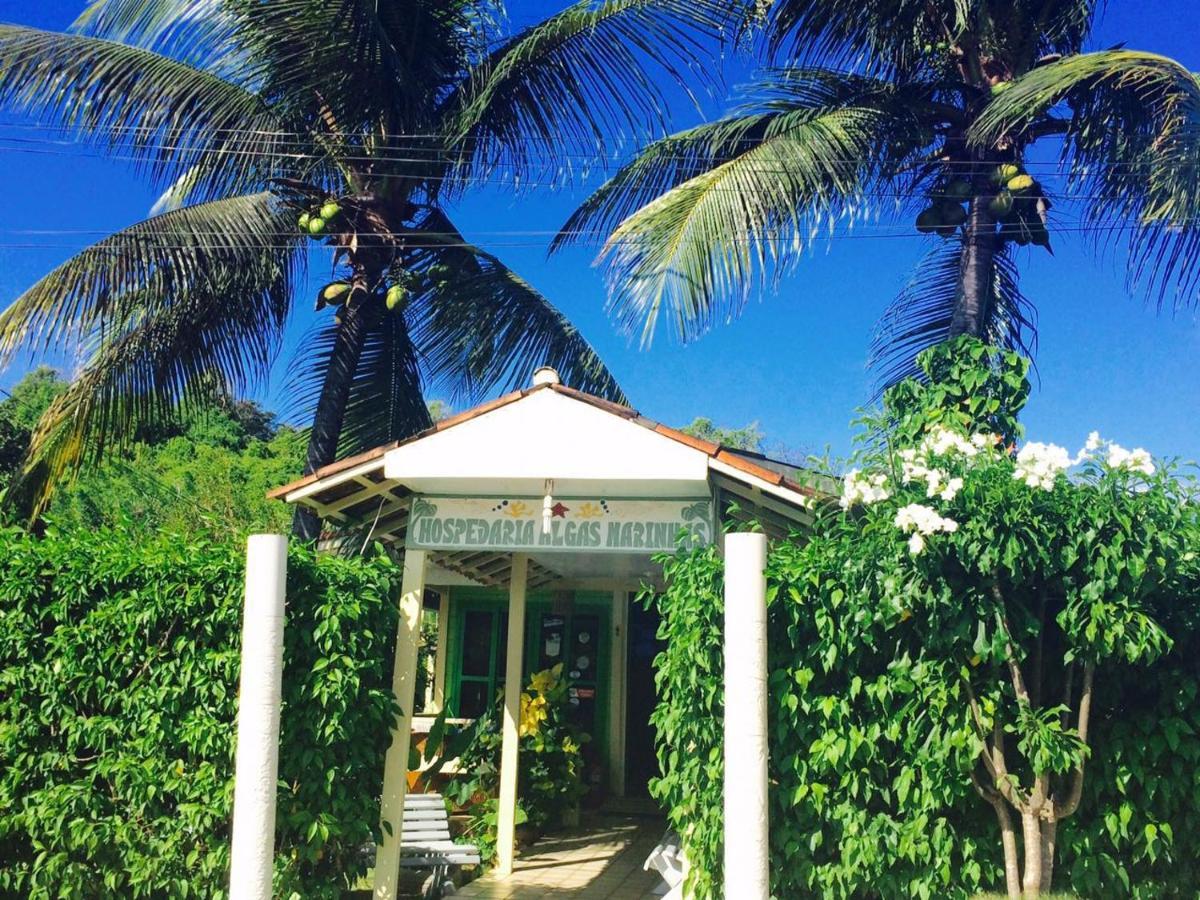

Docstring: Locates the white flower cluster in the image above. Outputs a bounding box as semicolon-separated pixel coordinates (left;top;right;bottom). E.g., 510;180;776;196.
840;468;890;508
1105;442;1155;476
894;503;959;555
923;425;991;458
1011;431;1156;491
895;427;990;502
898;448;965;501
1012;441;1072;491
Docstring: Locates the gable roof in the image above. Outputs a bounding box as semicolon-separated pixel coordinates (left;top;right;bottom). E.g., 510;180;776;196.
268;381;820;504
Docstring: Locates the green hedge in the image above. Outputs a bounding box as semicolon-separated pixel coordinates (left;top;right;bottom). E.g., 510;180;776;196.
650;543;1200;899
0;524;402;898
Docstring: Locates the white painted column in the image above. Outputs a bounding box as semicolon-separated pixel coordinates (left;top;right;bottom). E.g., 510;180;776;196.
495;553;529;877
229;534;288;900
608;589;628;797
432;589;452;713
373;548;428;900
723;533;769;900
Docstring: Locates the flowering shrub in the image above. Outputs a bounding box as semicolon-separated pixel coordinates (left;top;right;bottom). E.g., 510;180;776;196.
448;664;588;863
650;339;1200;899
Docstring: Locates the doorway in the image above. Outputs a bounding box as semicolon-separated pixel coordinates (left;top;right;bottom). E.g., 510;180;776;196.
624;596;664;796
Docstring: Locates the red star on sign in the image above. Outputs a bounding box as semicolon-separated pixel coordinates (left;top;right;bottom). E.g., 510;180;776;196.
550;502;570;518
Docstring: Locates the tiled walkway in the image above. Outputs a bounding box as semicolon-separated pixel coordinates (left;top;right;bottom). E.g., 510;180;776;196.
456;814;668;899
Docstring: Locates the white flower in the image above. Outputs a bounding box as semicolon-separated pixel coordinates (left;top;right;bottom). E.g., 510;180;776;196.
1013;441;1071;491
908;533;926;555
940;477;964;501
1126;448;1155;476
970;433;997;450
924;425;980;458
894;503;958;537
840;468;891;508
1106;444;1155;476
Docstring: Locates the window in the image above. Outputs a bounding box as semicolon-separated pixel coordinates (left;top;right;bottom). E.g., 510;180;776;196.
454;608;508;718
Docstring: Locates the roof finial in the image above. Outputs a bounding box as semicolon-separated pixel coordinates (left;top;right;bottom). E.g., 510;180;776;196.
532;366;561;387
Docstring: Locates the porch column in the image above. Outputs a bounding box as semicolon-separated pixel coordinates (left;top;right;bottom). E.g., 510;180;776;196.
723;533;769;900
495;552;529;876
432;589;452;712
373;548;428;900
229;534;288;900
608;589;628;797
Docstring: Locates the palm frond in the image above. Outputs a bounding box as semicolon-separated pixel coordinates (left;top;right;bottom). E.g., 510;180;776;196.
594;70;932;345
446;0;732;183
228;0;477;136
0;192;299;364
409;210;626;404
286;309;432;460
869;239;1036;391
749;0;946;72
16;245;297;510
558;67;935;250
970;49;1196;144
0;24;282;201
72;0;245;75
971;49;1200;309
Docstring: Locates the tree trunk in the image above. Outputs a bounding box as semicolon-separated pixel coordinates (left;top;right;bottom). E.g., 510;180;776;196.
292;302;371;541
1040;816;1057;892
1021;811;1044;898
949;196;999;338
992;799;1022;898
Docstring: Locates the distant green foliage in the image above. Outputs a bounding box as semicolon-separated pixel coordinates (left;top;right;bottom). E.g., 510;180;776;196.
46;414;305;538
679;417;764;452
0;365;305;534
650;341;1200;898
0;526;402;897
0;366;66;494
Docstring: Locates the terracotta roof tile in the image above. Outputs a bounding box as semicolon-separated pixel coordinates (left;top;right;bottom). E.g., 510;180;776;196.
654;423;720;455
715;450;785;486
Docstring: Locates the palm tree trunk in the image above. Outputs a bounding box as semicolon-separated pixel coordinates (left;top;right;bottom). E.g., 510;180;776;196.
292;302;371;540
949;196;998;338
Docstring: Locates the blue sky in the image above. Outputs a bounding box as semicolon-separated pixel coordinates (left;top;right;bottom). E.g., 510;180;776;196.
1;1;1197;464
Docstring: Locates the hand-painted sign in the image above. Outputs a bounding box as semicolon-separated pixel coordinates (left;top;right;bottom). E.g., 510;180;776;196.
406;496;712;553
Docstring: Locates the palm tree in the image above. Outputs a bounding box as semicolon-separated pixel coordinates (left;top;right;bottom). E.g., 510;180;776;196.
0;0;719;537
561;0;1200;389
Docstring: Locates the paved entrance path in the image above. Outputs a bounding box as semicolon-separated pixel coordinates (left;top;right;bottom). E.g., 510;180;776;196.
456;814;667;899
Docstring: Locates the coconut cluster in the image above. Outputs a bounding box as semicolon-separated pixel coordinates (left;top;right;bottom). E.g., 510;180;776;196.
297;199;344;237
914;161;1050;247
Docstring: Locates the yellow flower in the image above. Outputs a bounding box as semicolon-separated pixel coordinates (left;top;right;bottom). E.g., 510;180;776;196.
528;665;561;695
575;502;603;519
519;692;549;736
504;501;531;518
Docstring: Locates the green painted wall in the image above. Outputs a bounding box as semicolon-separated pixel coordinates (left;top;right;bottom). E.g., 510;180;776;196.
444;588;612;760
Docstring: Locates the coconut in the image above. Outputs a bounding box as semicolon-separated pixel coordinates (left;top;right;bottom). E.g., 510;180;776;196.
298;212;311;230
940;201;967;227
944;179;972;200
307;216;326;235
322;282;351;303
988;190;1014;217
385;284;408;311
1006;174;1035;192
915;206;941;234
320;201;340;220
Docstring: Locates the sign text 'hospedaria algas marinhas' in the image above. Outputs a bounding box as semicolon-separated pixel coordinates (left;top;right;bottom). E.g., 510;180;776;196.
406;497;712;553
